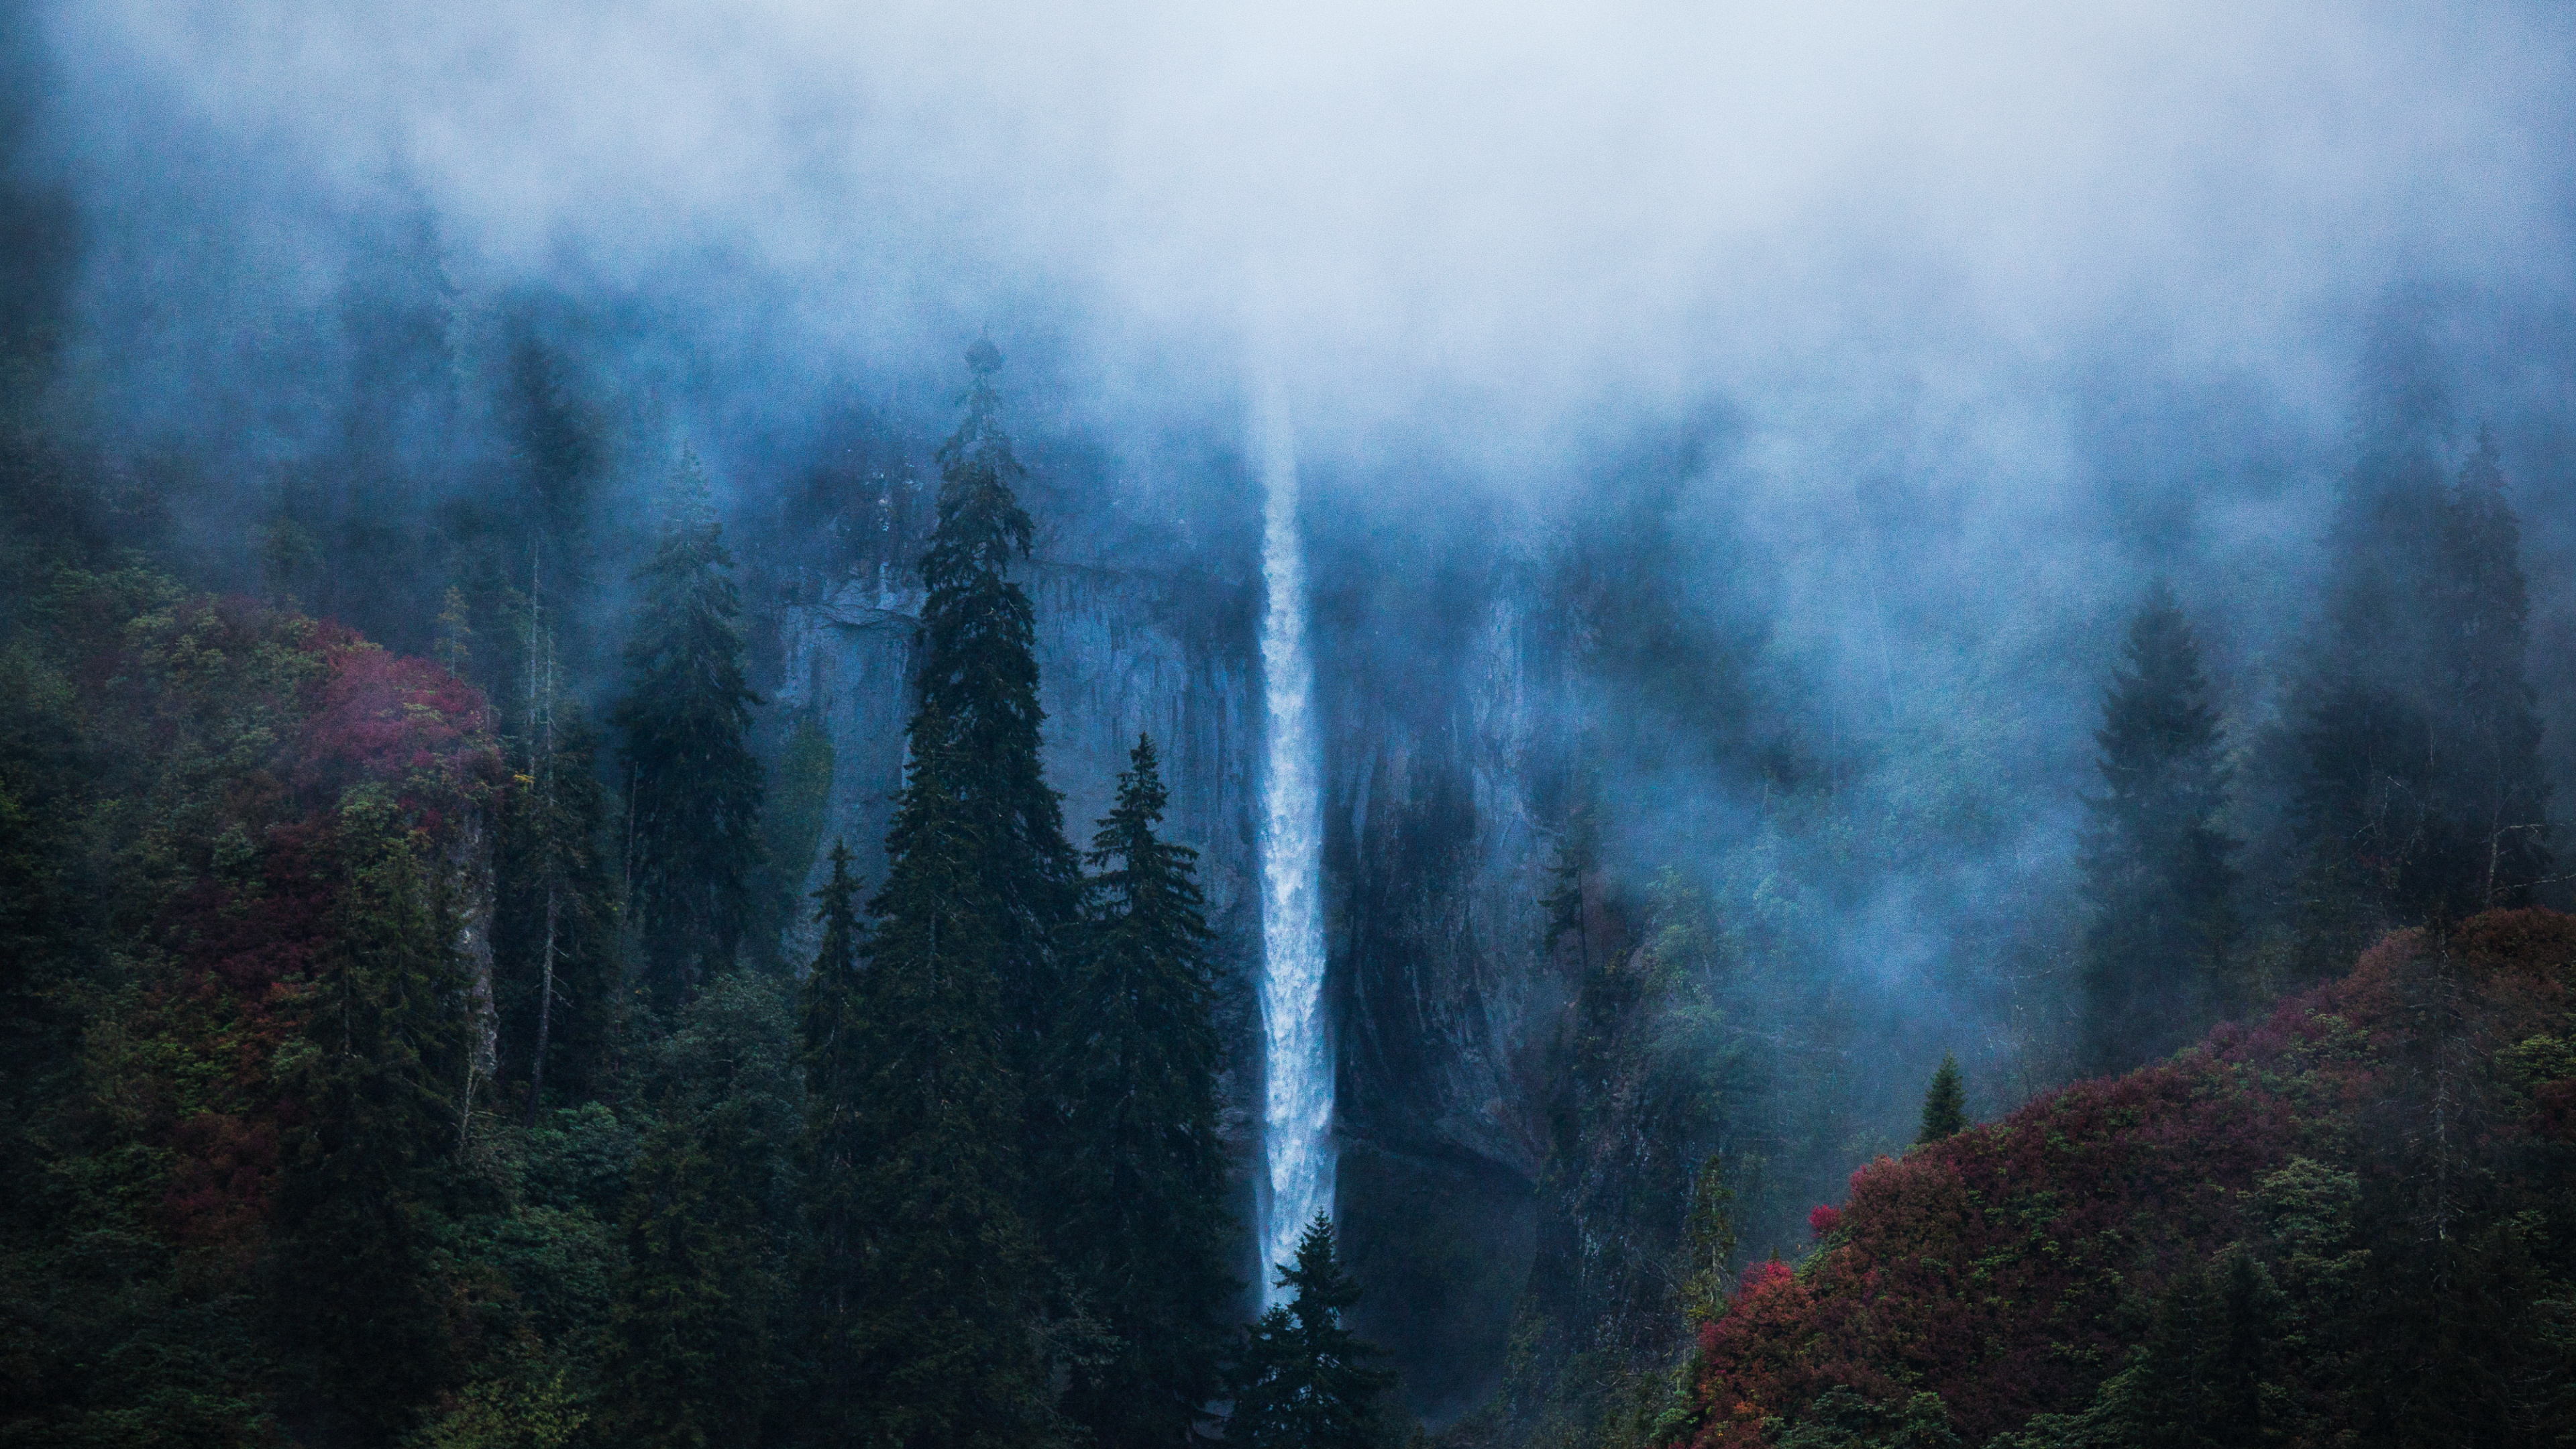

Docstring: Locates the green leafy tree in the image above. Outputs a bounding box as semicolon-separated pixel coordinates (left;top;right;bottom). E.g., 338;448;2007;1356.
1050;735;1236;1446
1917;1055;1967;1143
612;450;763;1012
2079;581;2237;1071
1230;1217;1398;1449
1774;1388;1962;1449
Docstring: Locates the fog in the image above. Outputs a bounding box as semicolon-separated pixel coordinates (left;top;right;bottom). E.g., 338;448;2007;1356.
48;2;2575;460
15;0;2576;1412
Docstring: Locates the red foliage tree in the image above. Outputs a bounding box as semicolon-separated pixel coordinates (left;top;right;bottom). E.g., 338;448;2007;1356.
1680;910;2576;1447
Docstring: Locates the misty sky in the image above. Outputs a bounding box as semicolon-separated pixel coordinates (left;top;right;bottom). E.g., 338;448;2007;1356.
46;1;2572;453
26;0;2576;792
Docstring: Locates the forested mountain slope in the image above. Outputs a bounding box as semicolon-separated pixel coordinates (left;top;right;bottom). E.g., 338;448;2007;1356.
1676;912;2576;1448
0;564;517;1444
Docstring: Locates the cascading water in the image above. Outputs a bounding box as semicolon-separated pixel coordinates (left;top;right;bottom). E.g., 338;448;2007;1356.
1254;377;1332;1301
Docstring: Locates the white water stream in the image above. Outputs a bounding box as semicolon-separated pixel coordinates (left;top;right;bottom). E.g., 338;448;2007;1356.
1254;378;1332;1301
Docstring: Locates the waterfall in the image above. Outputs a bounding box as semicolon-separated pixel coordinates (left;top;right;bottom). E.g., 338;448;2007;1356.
1254;378;1332;1301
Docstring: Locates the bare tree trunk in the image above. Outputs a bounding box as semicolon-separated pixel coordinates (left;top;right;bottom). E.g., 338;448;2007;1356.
525;885;559;1126
521;544;564;1128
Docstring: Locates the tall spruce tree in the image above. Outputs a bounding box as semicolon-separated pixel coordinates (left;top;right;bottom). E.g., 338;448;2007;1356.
500;574;620;1120
2282;366;2550;961
1230;1217;1397;1449
837;714;1052;1446
2078;581;2238;1073
916;338;1081;1040
499;709;619;1119
2438;431;2551;908
270;788;477;1438
612;451;763;1012
820;343;1077;1447
797;839;867;1440
598;974;802;1449
1917;1055;1967;1143
1051;735;1235;1447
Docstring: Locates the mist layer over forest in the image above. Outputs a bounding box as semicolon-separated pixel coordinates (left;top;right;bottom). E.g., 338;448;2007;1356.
5;1;2576;1445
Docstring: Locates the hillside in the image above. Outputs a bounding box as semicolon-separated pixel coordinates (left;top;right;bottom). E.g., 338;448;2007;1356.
1675;912;2576;1448
0;566;508;1444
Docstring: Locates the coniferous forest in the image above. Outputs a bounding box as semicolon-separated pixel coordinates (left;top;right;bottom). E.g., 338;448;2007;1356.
8;4;2576;1448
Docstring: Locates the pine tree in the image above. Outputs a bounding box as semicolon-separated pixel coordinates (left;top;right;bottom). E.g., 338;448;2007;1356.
1917;1055;1967;1143
501;708;619;1118
612;450;763;1012
270;787;476;1436
597;1117;765;1449
599;974;802;1449
1051;735;1235;1446
796;341;1077;1446
500;568;620;1120
2078;581;2237;1073
1230;1217;1397;1449
2130;1248;2288;1449
917;338;1080;1044
835;714;1053;1447
798;839;867;1436
2438;430;2551;909
2283;381;2550;959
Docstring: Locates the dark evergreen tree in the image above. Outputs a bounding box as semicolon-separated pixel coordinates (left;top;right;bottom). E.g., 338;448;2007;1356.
498;586;621;1120
1051;735;1235;1446
2129;1248;2288;1449
598;975;802;1449
917;339;1080;1040
1230;1217;1397;1449
795;341;1080;1446
2282;384;2550;962
496;334;602;632
1917;1055;1966;1143
835;714;1054;1446
2079;581;2237;1072
268;788;476;1440
2437;431;2551;909
597;1116;765;1449
796;839;867;1440
806;341;1079;1447
612;451;763;1012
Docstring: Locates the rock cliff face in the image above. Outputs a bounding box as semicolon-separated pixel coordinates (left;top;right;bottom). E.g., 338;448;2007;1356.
772;559;1255;923
769;555;1272;1273
1319;556;1580;1421
769;541;1575;1420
